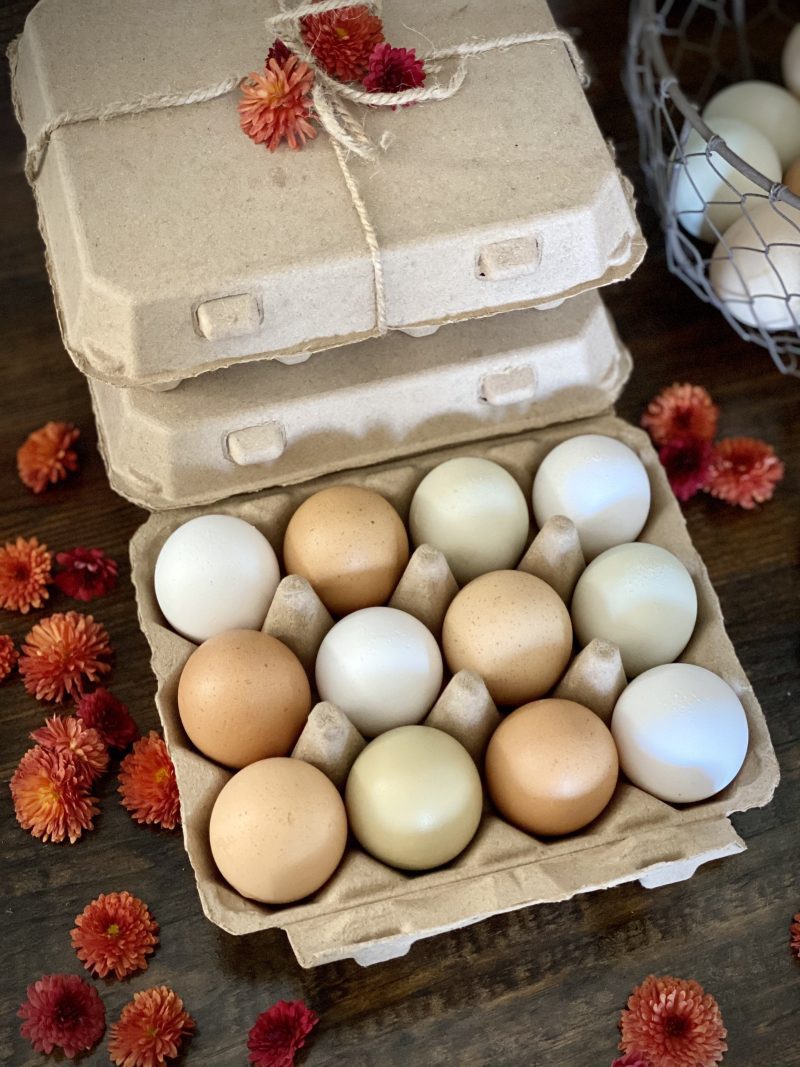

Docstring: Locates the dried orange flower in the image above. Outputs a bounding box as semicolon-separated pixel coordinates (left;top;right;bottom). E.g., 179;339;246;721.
301;5;384;81
108;986;194;1067
239;55;316;152
707;436;784;509
10;746;99;843
17;421;80;493
0;634;18;681
641;383;719;446
119;731;180;830
619;975;727;1067
72;891;158;980
31;715;109;782
0;536;52;613
18;611;112;703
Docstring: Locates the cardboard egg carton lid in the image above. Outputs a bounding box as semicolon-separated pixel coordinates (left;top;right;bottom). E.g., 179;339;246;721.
10;0;644;389
90;290;631;510
129;414;779;968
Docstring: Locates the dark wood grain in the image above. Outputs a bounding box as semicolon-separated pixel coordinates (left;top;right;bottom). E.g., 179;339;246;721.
1;4;798;1065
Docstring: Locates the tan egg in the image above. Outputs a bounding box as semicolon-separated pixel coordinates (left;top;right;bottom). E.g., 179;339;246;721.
283;485;409;616
784;157;800;196
486;698;619;836
442;570;572;706
178;629;311;768
209;757;347;904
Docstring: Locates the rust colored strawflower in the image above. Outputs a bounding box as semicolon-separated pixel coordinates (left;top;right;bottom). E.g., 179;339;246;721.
239;54;316;152
363;43;426;97
17;421;80;493
641;383;719;446
18;611;112;703
619;975;727;1067
119;731;180;830
247;999;319;1067
77;687;139;750
11;746;98;843
267;37;292;65
54;546;118;601
108;986;194;1067
791;913;800;960
31;715;109;782
19;973;105;1059
707;436;784;509
0;535;52;613
301;4;384;81
658;436;713;502
72;891;159;980
0;633;18;681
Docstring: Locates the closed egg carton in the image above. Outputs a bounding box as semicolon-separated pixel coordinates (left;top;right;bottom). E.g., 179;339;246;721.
129;414;779;967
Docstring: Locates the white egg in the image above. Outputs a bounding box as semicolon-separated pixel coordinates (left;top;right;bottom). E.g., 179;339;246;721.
672;118;782;241
532;434;651;561
611;663;749;803
704;80;800;171
784;25;800;98
571;543;697;678
316;606;443;737
709;201;800;331
409;457;529;585
154;514;280;644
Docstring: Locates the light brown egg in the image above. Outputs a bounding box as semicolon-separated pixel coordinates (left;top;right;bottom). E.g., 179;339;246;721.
486;698;619;836
177;629;311;768
209;757;348;904
442;570;573;706
283;485;409;616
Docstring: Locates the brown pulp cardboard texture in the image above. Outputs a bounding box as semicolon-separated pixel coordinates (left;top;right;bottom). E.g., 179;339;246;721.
130;416;780;968
89;291;631;510
11;0;645;388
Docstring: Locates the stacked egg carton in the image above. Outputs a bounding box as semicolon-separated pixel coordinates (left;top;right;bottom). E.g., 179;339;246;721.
11;0;778;966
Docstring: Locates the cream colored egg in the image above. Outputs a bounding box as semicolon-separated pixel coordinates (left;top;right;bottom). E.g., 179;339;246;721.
209;758;347;904
784;25;800;98
704;81;800;170
346;726;483;870
672;118;782;242
710;202;800;330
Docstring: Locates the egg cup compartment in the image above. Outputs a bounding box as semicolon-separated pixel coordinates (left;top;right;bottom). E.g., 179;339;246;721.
130;414;779;967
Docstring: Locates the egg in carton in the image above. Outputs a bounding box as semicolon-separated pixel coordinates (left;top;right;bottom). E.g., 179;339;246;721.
130;415;779;968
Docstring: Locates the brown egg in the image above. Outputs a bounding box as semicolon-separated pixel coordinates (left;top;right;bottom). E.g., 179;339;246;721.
178;629;311;768
784;157;800;196
486;698;619;836
442;570;572;706
283;485;409;615
209;757;348;904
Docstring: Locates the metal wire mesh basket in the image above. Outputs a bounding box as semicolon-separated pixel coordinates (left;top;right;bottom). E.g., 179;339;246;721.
626;0;800;375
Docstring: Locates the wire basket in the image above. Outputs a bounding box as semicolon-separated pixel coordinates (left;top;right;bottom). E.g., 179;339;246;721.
626;0;800;376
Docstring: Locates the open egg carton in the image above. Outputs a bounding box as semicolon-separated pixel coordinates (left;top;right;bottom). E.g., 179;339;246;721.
130;414;779;968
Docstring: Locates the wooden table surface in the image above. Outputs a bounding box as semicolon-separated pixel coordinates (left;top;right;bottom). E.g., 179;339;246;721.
1;3;798;1065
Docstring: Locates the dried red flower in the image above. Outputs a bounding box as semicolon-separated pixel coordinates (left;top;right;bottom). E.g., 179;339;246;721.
11;746;99;843
119;731;180;830
18;973;105;1059
108;986;194;1067
18;611;112;704
247;999;319;1067
658;436;713;502
707;436;784;509
76;687;139;749
268;38;292;65
363;43;426;97
31;715;109;782
612;1055;653;1067
0;633;18;681
791;913;800;960
72;891;159;980
0;535;52;613
301;4;384;81
17;421;80;493
641;383;719;446
54;546;118;602
619;975;727;1067
239;55;316;152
